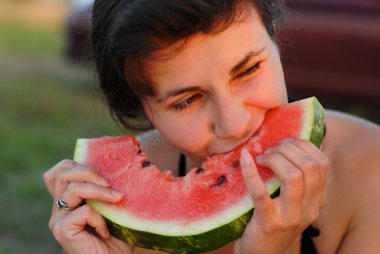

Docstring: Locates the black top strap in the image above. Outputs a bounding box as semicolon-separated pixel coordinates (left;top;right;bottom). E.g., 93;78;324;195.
301;225;320;254
178;153;187;177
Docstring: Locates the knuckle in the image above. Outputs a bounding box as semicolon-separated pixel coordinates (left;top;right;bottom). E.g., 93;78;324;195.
319;155;330;169
286;218;300;229
284;212;301;229
304;160;319;175
48;217;55;232
42;170;52;186
43;169;51;181
307;206;320;223
262;222;278;234
50;219;64;241
253;189;269;203
286;170;303;185
302;157;317;170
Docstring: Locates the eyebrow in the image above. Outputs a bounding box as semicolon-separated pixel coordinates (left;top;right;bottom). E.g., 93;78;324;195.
155;46;266;103
229;46;266;76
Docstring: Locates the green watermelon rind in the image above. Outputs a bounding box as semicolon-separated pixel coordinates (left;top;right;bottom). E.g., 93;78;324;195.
299;97;325;148
86;182;280;253
103;187;281;254
76;97;325;253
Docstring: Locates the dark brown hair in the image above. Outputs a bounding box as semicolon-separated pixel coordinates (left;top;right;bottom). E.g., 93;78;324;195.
91;0;285;130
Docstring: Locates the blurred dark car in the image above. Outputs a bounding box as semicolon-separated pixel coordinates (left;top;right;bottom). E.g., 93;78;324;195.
66;0;380;105
278;0;380;104
66;3;92;62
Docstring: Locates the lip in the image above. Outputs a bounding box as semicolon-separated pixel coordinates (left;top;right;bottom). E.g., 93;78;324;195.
216;127;263;155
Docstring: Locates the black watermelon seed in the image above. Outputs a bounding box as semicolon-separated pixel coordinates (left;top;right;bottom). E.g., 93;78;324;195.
216;175;226;185
138;149;142;153
196;167;204;174
142;161;151;168
231;161;240;169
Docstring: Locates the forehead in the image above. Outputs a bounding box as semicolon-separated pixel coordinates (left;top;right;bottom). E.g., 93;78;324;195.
145;13;270;93
148;3;262;60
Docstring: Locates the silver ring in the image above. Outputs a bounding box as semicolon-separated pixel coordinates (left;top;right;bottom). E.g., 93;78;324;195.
56;197;72;210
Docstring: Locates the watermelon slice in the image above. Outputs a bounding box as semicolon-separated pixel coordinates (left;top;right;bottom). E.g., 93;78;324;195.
74;97;325;253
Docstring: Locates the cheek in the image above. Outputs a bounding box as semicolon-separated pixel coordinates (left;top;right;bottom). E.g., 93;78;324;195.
152;113;211;156
243;60;287;108
144;101;212;157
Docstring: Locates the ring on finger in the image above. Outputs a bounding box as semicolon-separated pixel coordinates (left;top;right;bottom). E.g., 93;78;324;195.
56;197;72;210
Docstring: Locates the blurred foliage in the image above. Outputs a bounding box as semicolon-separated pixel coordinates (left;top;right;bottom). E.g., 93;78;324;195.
0;20;63;57
0;5;125;253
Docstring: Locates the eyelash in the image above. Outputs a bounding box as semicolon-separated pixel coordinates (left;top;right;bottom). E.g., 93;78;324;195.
172;62;261;111
235;62;261;80
174;93;203;111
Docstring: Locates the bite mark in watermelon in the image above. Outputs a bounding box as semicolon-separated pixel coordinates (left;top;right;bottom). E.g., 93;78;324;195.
73;97;325;253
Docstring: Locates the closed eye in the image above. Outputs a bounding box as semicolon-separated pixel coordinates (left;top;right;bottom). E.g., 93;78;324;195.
234;62;261;80
173;93;203;111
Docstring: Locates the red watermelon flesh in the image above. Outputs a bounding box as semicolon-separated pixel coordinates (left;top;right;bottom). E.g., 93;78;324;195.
74;97;325;253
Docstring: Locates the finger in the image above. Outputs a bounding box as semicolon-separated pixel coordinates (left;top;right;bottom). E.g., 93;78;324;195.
52;164;110;201
240;149;273;212
59;182;124;212
44;160;110;200
284;138;322;153
269;142;319;207
280;139;329;208
255;152;304;210
43;159;77;197
52;204;110;241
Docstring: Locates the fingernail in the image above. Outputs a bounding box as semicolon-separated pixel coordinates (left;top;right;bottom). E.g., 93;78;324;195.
99;178;110;187
281;138;294;144
264;148;273;154
112;189;124;199
255;155;264;161
240;149;251;165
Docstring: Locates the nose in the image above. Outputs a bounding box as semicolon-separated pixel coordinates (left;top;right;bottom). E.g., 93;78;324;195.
212;95;250;139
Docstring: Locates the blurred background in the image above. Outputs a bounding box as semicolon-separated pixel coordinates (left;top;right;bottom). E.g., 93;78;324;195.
0;0;123;253
0;0;379;253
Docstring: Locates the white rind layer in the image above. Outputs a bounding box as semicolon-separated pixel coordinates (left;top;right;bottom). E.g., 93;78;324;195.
299;100;314;140
74;138;89;163
300;98;316;140
87;177;280;236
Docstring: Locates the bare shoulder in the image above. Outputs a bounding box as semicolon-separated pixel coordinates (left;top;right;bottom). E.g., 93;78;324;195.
324;109;380;194
321;110;380;252
324;110;380;168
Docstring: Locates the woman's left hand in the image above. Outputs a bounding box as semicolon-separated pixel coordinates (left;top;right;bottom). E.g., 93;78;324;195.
235;138;329;254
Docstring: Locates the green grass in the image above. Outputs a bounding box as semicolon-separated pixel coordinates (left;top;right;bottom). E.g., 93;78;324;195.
0;19;126;254
0;19;64;58
0;76;124;254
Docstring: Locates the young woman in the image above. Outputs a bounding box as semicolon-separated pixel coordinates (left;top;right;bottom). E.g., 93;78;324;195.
43;0;380;253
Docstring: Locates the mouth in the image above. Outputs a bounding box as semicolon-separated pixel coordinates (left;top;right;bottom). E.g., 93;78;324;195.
216;127;263;155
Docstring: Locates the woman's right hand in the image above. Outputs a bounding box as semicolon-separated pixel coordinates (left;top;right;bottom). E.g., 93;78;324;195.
43;159;134;254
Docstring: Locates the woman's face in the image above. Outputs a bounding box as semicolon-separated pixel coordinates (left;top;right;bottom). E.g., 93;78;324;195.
142;10;287;164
